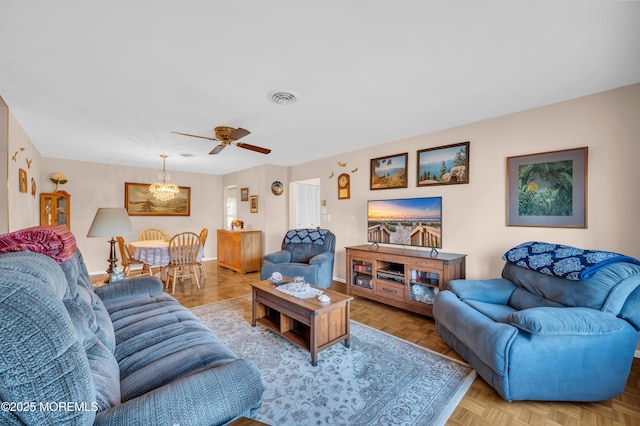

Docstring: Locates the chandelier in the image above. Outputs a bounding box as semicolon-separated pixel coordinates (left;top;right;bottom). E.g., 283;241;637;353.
149;154;179;202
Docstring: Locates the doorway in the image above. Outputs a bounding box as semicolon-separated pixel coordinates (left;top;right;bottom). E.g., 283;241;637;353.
290;178;320;229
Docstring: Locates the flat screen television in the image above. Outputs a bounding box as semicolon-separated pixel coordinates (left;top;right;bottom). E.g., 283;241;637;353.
367;196;442;249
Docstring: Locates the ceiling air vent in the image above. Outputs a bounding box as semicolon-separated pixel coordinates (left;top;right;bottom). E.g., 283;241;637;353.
268;90;298;105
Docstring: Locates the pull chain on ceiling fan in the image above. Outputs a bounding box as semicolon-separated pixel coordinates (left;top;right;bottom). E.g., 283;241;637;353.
171;126;271;155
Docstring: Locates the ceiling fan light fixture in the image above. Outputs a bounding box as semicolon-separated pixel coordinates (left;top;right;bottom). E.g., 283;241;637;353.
268;90;298;105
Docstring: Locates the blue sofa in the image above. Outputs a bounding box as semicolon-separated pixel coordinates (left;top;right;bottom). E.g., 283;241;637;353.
260;228;336;288
433;241;640;402
0;226;264;425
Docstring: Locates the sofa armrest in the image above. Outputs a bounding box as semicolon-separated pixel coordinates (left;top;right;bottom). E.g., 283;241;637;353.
448;278;516;304
95;359;264;426
309;251;333;265
434;290;518;376
94;276;163;301
263;250;292;264
507;307;627;335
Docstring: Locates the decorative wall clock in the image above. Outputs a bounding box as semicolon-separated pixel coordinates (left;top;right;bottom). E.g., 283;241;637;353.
271;181;284;196
338;173;350;200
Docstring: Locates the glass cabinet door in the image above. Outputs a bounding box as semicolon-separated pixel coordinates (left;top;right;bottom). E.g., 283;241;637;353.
351;259;373;289
56;195;68;227
42;196;54;226
407;268;439;305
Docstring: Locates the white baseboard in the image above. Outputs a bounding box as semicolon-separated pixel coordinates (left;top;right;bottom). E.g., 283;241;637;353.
636;349;640;358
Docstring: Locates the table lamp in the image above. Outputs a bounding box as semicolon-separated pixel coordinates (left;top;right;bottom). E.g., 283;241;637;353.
87;207;135;282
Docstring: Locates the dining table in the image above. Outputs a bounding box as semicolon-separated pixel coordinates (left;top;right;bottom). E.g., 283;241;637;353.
129;239;204;281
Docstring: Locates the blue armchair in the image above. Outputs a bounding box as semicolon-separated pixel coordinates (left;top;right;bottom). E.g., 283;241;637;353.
433;241;640;402
260;229;336;288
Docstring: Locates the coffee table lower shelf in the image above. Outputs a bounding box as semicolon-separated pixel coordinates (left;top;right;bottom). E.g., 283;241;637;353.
251;280;352;366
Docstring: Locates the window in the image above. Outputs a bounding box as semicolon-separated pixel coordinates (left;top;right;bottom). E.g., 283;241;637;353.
225;186;238;229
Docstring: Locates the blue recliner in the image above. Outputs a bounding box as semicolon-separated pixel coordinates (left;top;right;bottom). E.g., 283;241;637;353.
260;229;336;288
433;241;640;402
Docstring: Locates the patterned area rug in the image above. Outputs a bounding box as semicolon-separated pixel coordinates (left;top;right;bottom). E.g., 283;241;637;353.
191;296;475;426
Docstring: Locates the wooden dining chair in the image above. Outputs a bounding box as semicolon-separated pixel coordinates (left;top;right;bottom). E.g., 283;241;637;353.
166;232;201;294
198;228;209;279
116;236;152;277
138;228;167;241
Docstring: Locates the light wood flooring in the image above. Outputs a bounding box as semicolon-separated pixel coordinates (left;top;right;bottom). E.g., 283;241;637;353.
125;260;640;426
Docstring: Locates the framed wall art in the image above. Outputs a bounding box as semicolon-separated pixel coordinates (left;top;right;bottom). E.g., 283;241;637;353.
19;168;28;193
125;182;191;216
506;147;588;228
249;195;258;213
417;142;469;186
370;152;408;190
240;187;249;201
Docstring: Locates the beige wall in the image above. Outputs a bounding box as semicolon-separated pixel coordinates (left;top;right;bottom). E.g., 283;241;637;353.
0;97;7;234
42;158;223;274
7;110;42;231
3;83;639;281
222;164;290;255
290;83;640;280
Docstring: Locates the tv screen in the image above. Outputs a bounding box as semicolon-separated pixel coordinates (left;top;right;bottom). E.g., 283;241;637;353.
367;197;442;248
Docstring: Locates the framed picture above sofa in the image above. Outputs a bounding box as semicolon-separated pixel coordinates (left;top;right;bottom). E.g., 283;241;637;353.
506;147;588;228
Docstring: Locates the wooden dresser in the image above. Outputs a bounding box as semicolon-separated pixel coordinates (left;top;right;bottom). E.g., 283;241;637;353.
217;229;262;274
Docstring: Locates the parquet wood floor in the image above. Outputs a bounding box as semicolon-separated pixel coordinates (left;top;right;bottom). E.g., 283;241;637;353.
124;260;640;425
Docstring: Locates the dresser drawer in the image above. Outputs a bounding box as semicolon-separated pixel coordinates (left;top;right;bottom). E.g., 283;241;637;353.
374;280;405;302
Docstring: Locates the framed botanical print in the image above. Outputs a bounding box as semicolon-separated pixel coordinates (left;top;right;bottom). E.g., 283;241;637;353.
506;147;588;228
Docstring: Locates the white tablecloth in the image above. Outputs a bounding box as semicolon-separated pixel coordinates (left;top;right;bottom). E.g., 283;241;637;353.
129;239;203;267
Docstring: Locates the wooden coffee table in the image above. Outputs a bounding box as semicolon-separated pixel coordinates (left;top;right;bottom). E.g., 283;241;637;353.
250;279;353;366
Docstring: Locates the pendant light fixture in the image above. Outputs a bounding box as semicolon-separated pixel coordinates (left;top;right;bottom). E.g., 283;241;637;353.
149;154;179;201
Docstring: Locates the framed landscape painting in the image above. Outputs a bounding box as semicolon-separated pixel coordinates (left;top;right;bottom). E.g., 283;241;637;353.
506;147;588;228
125;182;191;216
370;152;408;190
417;142;469;186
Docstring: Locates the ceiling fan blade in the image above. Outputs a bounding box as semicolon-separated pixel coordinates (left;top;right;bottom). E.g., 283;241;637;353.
209;144;226;155
229;127;251;140
236;142;271;155
171;131;218;141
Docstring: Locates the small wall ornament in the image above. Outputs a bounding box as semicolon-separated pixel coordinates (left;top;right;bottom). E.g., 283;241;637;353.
50;172;68;191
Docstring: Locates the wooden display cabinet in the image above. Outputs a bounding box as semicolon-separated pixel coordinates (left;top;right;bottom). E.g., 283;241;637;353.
217;229;262;274
346;244;466;317
40;191;71;230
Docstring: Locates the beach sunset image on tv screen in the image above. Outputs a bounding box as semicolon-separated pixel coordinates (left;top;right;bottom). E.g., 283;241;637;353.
367;197;442;248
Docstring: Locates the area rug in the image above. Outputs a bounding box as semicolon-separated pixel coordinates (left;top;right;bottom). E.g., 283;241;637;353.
191;296;475;426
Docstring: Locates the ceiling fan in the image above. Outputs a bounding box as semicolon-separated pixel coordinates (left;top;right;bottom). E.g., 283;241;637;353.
171;126;271;155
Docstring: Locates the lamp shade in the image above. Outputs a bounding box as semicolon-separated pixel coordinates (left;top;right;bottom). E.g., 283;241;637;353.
87;208;135;237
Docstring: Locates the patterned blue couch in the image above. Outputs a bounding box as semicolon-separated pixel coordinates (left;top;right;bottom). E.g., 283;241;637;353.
434;241;640;402
0;226;264;425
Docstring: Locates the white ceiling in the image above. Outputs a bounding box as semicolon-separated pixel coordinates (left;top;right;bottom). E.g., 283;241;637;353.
1;1;639;175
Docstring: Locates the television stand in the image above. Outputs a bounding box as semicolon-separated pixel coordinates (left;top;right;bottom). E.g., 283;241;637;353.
346;245;466;317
